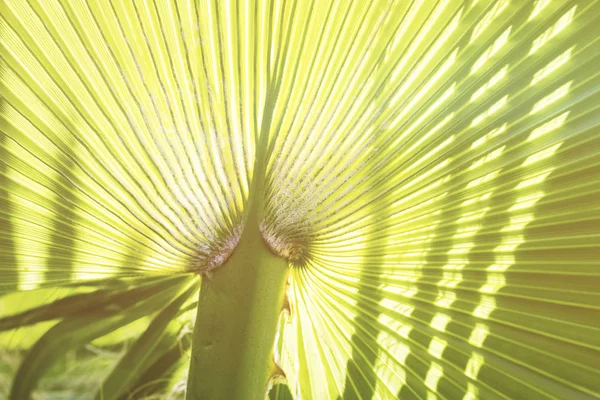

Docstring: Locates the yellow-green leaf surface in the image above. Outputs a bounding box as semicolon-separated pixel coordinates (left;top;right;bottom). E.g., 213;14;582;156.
1;0;599;399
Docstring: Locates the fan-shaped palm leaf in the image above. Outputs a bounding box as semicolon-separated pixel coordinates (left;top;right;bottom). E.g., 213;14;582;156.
1;0;599;399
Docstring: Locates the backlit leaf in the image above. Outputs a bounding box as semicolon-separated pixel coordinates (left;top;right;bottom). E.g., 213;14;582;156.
1;0;599;398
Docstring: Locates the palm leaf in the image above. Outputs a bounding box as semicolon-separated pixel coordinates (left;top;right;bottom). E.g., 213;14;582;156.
1;0;599;399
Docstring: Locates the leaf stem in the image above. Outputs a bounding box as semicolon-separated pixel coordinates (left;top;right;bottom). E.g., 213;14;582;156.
185;219;289;399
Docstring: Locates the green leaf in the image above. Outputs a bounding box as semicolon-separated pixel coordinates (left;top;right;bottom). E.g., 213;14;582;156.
269;384;294;400
95;280;198;400
0;276;187;331
122;318;194;399
2;0;600;398
9;276;191;400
